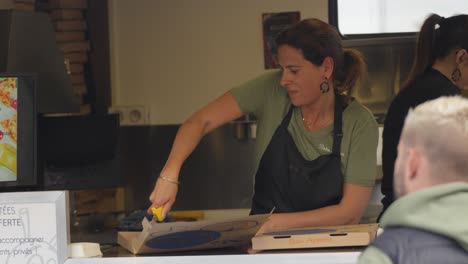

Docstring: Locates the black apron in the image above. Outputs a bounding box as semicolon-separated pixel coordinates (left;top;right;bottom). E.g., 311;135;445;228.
250;95;344;214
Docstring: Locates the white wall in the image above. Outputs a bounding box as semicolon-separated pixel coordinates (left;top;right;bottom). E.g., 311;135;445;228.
109;0;328;124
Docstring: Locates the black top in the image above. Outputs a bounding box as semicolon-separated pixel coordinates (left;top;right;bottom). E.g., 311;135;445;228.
380;68;460;216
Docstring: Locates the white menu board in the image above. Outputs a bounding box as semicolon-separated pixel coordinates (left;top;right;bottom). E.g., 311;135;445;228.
0;191;69;264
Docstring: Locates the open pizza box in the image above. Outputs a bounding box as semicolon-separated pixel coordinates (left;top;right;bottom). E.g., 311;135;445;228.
252;223;379;251
118;214;269;254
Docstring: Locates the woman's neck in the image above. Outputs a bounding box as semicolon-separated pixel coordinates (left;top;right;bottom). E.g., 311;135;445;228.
432;58;457;83
300;93;335;131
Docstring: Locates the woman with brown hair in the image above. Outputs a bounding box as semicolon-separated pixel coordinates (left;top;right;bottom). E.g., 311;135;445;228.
149;18;378;233
381;14;468;218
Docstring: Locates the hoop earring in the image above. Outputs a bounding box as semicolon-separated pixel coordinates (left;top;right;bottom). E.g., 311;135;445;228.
320;78;330;94
451;67;461;82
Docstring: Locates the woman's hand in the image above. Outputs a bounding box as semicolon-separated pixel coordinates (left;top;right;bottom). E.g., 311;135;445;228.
255;214;280;235
147;176;179;219
245;214;280;254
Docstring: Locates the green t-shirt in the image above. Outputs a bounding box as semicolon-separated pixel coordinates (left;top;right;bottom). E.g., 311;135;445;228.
231;70;378;187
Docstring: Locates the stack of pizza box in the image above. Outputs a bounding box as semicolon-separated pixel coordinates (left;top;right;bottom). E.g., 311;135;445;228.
48;0;90;114
12;0;36;11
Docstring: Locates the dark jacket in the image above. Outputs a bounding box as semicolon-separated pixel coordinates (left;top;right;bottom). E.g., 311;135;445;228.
359;183;468;264
371;227;468;264
380;68;460;215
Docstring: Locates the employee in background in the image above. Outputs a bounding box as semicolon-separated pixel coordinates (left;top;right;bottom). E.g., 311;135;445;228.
359;96;468;264
380;14;468;217
148;18;378;233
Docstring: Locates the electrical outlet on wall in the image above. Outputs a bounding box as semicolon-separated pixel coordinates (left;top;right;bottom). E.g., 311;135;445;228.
109;105;149;126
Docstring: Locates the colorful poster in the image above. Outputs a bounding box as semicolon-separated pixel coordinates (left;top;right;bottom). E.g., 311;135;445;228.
0;78;18;182
262;12;301;69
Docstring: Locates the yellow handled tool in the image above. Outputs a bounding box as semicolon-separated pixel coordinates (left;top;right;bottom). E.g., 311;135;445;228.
151;206;164;222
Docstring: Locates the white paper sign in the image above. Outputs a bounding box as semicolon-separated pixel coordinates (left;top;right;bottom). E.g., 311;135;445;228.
0;191;69;264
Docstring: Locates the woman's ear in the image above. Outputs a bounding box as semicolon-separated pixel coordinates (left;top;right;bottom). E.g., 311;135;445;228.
321;56;335;79
455;49;467;65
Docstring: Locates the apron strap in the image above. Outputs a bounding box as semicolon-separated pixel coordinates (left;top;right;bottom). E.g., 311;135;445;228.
280;104;295;129
331;94;344;157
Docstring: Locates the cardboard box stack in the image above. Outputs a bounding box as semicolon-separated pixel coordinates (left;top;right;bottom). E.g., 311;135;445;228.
13;0;36;11
48;0;90;114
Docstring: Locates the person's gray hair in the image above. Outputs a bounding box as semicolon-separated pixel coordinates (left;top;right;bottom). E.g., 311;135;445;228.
401;96;468;180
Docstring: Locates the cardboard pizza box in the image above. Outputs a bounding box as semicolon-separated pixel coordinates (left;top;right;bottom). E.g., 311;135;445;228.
118;214;269;254
252;223;379;251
